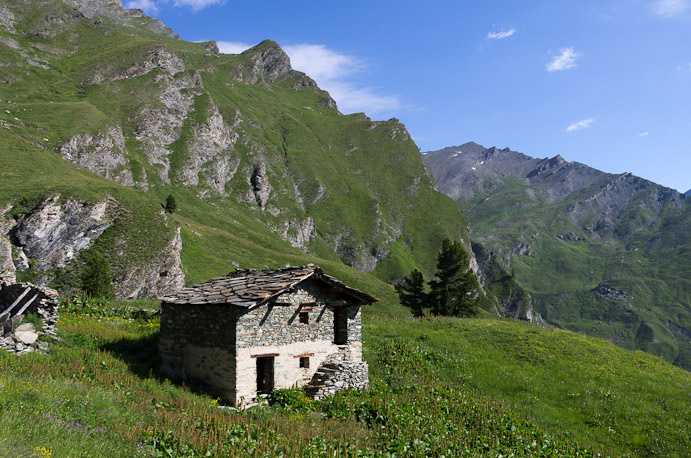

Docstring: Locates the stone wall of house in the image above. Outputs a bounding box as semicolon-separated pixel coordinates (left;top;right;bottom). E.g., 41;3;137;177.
305;361;369;400
234;280;363;405
159;303;237;400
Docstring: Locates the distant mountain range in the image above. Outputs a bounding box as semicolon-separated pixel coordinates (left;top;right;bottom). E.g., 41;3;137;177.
424;142;691;369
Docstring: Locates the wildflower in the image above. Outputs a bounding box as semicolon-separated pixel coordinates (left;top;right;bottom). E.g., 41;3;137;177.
34;446;52;457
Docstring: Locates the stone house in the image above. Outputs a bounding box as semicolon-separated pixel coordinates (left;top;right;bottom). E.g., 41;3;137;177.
159;264;377;406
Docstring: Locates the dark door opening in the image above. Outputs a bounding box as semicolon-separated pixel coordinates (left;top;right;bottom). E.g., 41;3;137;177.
334;308;348;345
256;357;274;394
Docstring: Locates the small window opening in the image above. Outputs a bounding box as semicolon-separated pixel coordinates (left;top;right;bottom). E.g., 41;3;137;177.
299;311;309;324
334;308;348;345
299;356;310;368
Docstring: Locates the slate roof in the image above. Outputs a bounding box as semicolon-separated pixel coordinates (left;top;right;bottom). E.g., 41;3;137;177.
160;264;378;309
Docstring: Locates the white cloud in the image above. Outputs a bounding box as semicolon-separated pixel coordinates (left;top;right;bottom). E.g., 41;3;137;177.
123;0;158;13
283;44;402;115
639;131;650;136
566;118;594;132
171;0;223;11
125;0;223;13
487;28;516;40
216;41;253;54
546;47;581;72
283;44;363;81
653;0;690;17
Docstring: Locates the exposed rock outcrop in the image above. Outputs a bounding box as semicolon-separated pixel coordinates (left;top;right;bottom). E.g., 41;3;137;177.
249;163;272;208
0;206;14;274
58;125;134;186
135;72;203;182
203;41;219;55
177;103;240;194
114;226;184;299
0;5;16;33
11;196;114;271
64;0;176;38
592;283;627;301
237;41;293;85
119;46;185;80
471;242;536;322
282;217;316;249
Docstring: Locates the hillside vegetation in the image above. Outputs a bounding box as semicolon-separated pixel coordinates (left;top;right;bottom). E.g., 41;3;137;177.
3;301;689;457
0;0;469;301
424;143;691;369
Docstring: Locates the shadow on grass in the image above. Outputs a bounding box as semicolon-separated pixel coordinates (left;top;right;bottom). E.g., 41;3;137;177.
100;332;220;399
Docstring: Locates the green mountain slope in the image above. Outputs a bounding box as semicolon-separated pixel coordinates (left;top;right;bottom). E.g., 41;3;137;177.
424;143;691;369
0;0;468;298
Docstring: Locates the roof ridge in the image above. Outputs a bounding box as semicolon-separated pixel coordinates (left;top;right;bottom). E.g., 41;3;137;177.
160;264;377;307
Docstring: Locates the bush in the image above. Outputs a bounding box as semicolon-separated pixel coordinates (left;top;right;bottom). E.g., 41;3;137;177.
267;388;315;413
80;250;115;299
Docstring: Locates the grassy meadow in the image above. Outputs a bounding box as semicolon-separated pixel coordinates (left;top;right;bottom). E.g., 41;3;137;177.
1;298;689;457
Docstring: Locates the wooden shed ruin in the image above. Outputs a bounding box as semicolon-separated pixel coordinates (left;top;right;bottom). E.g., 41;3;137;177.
159;264;378;406
0;270;59;354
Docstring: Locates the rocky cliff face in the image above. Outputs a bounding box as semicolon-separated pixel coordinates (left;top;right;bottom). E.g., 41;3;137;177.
10;196;114;271
471;242;536;323
0;195;183;299
59;126;134;186
114;227;184;299
0;0;471;301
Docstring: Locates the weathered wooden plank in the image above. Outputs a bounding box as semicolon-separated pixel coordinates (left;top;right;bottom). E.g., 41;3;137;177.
0;287;31;319
16;294;39;316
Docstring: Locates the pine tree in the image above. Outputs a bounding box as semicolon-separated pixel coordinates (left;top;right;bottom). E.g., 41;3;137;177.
165;194;177;213
428;238;479;316
81;250;115;299
395;269;428;317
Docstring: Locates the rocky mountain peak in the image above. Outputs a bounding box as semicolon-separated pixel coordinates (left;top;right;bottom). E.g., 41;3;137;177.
64;0;122;18
239;40;293;84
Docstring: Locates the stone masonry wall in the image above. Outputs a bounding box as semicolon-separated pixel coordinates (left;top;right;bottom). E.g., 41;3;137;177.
234;280;363;405
159;279;366;406
159;303;237;400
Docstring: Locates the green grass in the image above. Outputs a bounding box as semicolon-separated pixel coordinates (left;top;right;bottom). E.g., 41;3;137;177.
366;316;691;457
5;303;673;457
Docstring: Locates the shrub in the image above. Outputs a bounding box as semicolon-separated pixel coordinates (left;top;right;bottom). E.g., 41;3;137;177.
80;250;115;300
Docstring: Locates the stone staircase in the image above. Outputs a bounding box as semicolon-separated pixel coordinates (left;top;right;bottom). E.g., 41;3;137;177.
304;360;368;400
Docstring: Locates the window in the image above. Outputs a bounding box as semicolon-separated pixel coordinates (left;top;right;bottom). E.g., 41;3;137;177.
334;308;348;344
299;356;310;368
299;311;309;324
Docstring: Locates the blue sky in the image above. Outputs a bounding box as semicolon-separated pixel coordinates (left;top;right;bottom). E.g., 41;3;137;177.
125;0;691;192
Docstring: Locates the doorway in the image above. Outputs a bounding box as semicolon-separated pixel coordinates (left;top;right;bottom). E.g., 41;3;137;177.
256;356;274;394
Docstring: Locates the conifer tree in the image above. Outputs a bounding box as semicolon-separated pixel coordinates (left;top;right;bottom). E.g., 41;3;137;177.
395;269;428;317
81;250;115;299
428;238;479;316
165;194;177;213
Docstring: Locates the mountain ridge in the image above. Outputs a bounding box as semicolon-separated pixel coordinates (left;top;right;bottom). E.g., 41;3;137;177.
0;0;473;307
424;142;691;369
